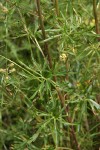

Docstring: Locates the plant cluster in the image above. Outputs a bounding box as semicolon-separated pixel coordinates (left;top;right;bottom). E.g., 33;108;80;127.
0;0;100;150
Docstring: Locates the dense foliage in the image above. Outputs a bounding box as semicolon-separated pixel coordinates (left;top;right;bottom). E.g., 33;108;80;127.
0;0;100;150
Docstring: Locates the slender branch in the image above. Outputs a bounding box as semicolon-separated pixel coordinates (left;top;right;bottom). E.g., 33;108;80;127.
55;0;59;17
51;0;59;18
36;0;52;68
54;80;80;150
93;0;100;36
58;93;80;150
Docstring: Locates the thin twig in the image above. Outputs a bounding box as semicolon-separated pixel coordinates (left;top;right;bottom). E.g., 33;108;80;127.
93;0;100;41
55;0;59;17
51;0;59;17
53;79;80;150
36;0;52;68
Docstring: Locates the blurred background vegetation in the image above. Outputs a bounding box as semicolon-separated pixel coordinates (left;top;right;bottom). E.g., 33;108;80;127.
0;0;100;150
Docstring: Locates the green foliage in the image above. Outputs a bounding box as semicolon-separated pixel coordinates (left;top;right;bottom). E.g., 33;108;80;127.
0;0;100;150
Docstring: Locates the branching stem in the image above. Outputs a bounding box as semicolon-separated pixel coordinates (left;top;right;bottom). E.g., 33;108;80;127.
36;1;80;149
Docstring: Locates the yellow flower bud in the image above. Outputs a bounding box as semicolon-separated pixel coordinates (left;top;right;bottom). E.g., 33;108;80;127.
60;53;67;62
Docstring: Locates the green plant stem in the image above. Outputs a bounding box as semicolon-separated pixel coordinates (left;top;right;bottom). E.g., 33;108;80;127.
66;108;81;150
93;0;100;37
36;0;52;68
51;0;59;17
55;0;59;17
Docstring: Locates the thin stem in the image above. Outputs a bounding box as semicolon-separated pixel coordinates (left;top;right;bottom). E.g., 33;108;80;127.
36;0;52;68
93;0;100;36
55;0;59;17
54;80;80;150
51;0;59;18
